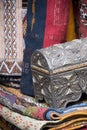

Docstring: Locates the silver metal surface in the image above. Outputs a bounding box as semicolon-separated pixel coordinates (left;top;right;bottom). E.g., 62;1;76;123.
31;38;87;109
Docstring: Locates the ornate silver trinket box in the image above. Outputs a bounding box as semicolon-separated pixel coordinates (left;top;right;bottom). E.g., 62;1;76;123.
31;38;87;109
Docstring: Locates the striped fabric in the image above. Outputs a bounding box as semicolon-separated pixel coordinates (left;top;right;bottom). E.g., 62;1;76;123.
20;0;70;96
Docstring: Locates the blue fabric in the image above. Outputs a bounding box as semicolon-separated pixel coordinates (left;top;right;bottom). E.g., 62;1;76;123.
20;0;47;96
44;102;87;120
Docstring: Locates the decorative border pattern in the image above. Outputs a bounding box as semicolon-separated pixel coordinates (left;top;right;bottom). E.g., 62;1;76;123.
4;0;17;59
0;0;23;75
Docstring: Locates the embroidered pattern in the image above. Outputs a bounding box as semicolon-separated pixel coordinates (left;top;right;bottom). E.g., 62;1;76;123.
80;0;87;26
0;0;23;75
4;0;17;59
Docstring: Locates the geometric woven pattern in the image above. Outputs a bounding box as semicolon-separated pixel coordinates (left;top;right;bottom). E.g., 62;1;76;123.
4;0;17;59
0;61;22;75
0;0;23;76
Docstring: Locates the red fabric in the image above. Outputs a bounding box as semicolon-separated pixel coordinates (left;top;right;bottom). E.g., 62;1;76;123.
43;0;70;48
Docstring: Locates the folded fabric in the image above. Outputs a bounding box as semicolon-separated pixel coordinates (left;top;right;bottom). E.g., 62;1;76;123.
0;86;48;120
45;102;87;120
20;0;70;96
0;87;19;110
1;104;87;130
0;84;48;108
1;86;87;123
0;86;48;115
24;105;87;121
49;118;87;130
0;75;21;88
0;104;59;130
0;81;20;88
0;117;21;130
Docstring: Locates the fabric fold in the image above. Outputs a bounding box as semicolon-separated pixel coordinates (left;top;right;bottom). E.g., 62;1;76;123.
1;104;87;130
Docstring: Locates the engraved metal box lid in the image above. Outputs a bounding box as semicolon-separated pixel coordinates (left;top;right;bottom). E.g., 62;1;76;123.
31;38;87;109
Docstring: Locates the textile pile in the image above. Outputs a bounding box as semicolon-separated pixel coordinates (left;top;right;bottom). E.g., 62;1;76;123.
0;0;87;130
1;85;87;130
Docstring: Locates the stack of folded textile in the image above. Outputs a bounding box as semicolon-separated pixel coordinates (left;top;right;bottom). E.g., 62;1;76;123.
0;85;87;130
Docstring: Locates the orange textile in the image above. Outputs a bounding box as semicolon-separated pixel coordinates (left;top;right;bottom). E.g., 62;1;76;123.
66;0;76;41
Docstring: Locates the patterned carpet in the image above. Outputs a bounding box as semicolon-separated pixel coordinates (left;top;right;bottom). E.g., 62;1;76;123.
0;0;23;76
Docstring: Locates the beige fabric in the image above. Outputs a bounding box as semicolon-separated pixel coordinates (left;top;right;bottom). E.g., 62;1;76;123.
0;0;4;60
0;0;23;76
16;0;23;61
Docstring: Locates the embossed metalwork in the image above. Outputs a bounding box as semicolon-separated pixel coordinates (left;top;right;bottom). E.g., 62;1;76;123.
31;38;87;109
77;70;87;93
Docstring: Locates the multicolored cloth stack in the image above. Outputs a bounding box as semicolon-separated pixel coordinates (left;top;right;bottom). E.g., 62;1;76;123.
0;85;87;130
